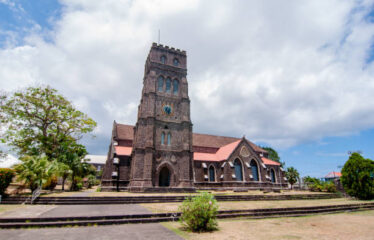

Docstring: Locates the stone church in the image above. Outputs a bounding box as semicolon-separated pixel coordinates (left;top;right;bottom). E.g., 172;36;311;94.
101;43;287;192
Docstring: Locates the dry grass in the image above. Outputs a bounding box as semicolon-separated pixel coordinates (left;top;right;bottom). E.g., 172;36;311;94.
85;189;321;197
141;198;373;213
162;210;374;240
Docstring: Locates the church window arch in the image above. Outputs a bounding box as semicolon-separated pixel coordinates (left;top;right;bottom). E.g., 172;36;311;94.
167;132;171;145
158;76;164;92
160;55;166;64
161;132;165;145
209;165;216;182
250;160;259;181
173;58;179;66
166;78;171;93
271;168;276;183
173;79;179;95
234;159;243;181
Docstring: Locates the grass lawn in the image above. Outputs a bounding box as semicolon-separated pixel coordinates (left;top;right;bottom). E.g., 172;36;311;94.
162;210;374;240
141;198;373;213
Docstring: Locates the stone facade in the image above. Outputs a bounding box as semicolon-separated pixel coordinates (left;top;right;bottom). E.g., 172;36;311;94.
101;43;288;192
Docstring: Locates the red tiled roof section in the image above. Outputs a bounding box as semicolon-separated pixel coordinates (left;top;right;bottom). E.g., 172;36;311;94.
114;123;266;153
194;140;241;162
261;157;281;166
115;146;132;156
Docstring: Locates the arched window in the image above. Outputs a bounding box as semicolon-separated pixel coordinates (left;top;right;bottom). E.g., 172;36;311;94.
173;58;179;66
161;132;165;145
271;169;276;183
173;79;179;95
158;76;164;92
251;160;259;181
234;159;243;181
160;55;166;64
167;133;171;145
166;78;171;93
209;166;215;182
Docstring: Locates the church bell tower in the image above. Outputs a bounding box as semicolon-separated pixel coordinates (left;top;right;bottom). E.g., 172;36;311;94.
129;43;195;192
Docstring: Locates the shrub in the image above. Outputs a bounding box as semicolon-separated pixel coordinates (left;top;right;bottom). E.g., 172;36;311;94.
178;192;218;232
324;182;337;193
76;182;83;190
86;175;97;188
42;176;58;191
71;176;83;191
341;153;374;200
309;183;323;192
0;168;15;196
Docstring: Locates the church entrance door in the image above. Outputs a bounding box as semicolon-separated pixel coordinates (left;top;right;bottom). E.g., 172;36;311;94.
159;167;170;187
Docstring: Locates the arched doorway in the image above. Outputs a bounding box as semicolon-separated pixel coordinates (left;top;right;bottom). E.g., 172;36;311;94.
234;159;243;181
250;160;259;181
271;169;276;183
159;167;170;187
209;166;215;182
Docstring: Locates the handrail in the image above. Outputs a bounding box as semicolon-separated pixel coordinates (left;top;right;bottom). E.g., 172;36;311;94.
31;186;42;204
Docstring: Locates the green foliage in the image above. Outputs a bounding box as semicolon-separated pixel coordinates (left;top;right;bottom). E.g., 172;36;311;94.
304;177;337;193
178;192;219;232
285;167;299;189
261;146;285;167
42;176;58;191
15;155;57;192
341;153;374;200
86;174;97;188
0;86;96;159
0;168;15;195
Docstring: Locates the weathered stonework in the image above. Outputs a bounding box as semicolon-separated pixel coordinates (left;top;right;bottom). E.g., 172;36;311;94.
101;43;288;192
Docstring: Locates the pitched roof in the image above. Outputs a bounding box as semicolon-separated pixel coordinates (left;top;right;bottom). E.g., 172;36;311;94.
114;146;132;156
194;140;241;162
114;123;266;153
325;172;342;178
261;157;281;166
85;155;107;164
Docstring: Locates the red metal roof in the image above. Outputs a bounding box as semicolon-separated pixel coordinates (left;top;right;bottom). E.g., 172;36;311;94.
114;146;132;156
194;140;241;162
114;123;266;153
261;157;281;166
325;172;342;178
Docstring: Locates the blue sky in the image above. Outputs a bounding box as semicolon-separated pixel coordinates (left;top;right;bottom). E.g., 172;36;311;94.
1;0;374;178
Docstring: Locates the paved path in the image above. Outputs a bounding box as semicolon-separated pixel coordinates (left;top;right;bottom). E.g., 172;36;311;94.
0;204;151;218
0;223;183;240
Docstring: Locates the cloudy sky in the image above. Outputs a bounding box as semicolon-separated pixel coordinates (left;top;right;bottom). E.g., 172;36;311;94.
1;0;374;177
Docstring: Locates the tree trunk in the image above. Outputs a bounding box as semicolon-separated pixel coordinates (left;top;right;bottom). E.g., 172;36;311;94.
70;171;75;191
62;177;66;191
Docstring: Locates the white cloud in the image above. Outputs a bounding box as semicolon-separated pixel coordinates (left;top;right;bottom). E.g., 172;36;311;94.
0;0;374;152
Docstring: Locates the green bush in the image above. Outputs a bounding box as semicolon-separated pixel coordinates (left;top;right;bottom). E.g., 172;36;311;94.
76;182;83;190
0;168;15;195
86;175;97;188
42;176;58;191
341;153;374;200
324;181;337;193
178;192;218;232
309;183;323;192
71;176;83;191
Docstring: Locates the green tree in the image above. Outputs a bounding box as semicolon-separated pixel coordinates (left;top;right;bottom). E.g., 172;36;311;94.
261;146;285;167
54;162;71;191
1;86;96;159
341;153;374;200
15;155;57;192
285;167;299;189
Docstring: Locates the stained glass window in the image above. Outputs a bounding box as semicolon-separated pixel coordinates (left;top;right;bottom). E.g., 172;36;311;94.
173;80;179;95
158;76;164;92
251;160;259;181
166;78;171;93
234;159;243;181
